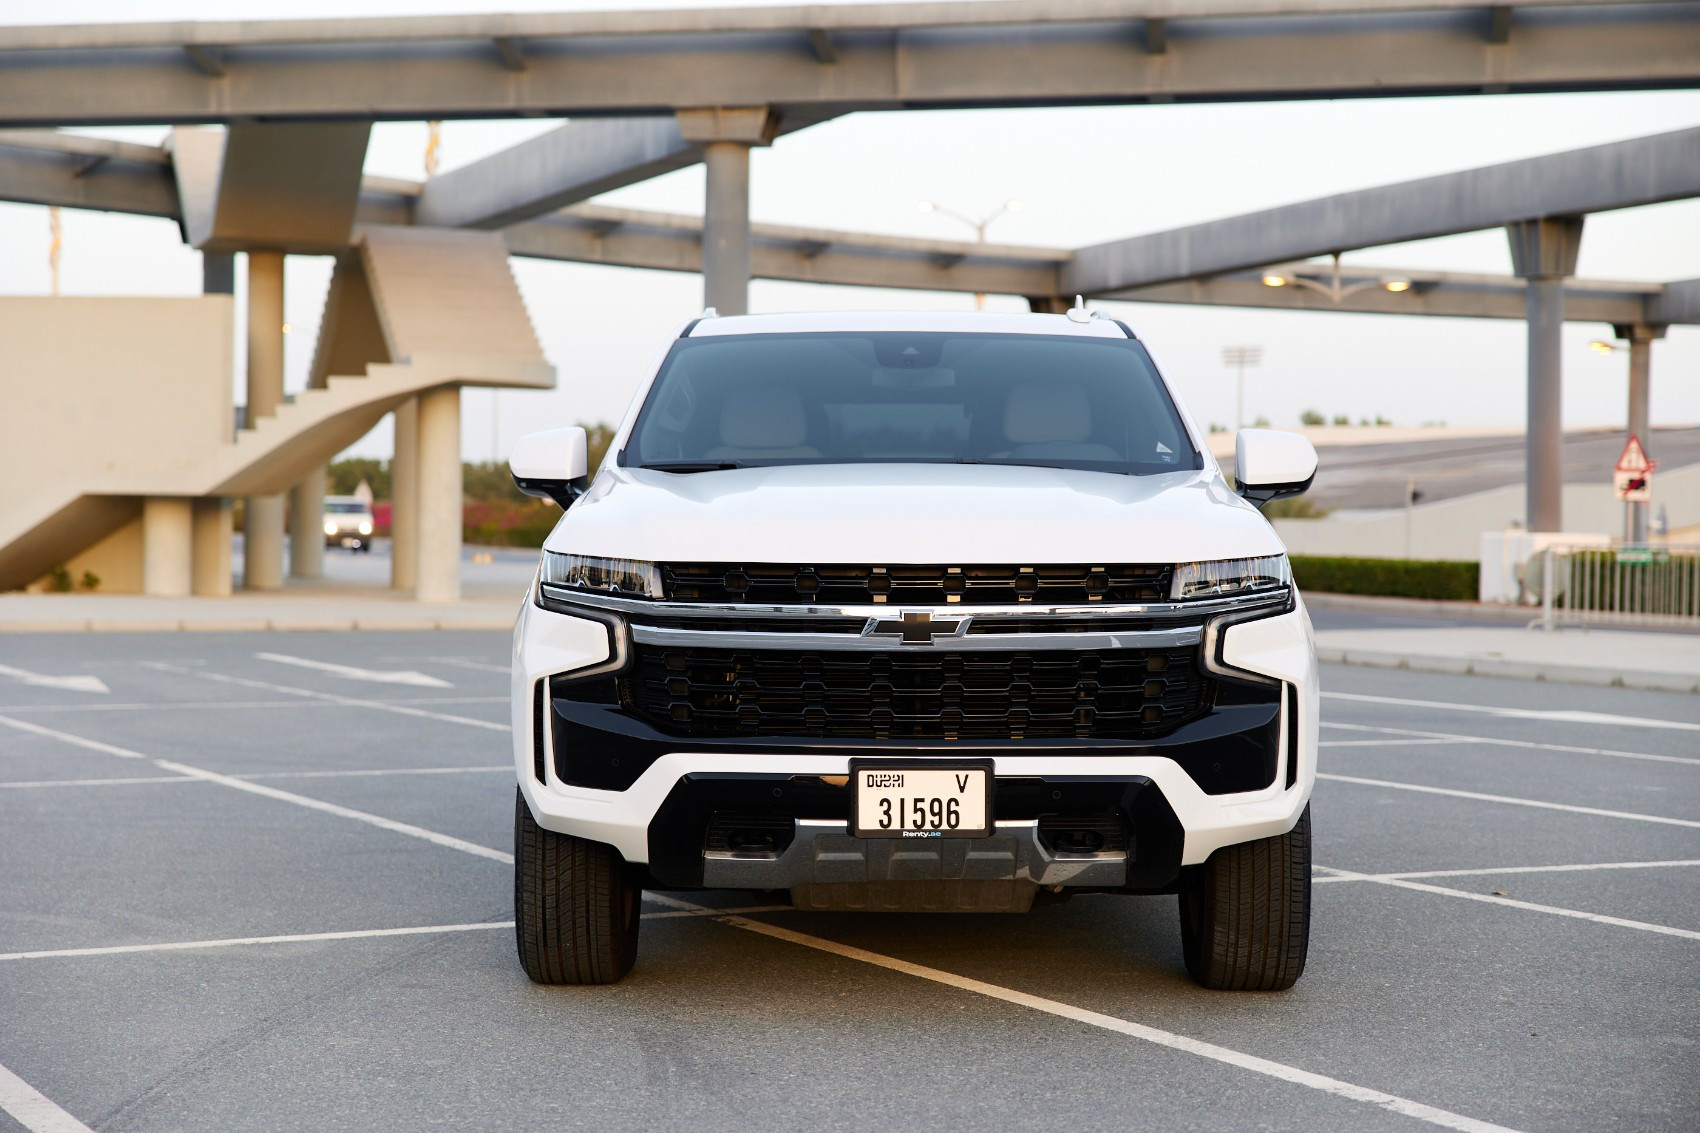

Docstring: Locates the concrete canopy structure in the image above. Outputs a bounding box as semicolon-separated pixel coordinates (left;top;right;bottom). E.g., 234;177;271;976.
1;0;1697;126
2;1;1696;583
1064;126;1700;294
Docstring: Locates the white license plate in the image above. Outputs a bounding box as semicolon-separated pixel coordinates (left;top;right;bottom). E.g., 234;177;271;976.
851;763;992;839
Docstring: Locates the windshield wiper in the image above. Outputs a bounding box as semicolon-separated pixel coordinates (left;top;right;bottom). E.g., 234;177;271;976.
637;460;746;473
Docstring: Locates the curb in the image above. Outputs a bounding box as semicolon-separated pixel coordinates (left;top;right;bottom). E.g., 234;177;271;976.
1301;592;1535;624
1315;646;1700;695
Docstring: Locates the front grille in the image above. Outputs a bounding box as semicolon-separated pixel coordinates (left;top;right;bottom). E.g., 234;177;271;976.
659;562;1173;606
620;644;1209;740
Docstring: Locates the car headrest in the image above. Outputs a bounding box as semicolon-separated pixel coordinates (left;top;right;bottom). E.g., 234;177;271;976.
719;385;808;449
1004;382;1092;445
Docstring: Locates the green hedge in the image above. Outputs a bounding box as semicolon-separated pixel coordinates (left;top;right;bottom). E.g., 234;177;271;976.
1289;555;1478;601
464;521;556;548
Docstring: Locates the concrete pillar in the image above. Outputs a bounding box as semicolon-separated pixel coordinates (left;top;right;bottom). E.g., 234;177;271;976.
141;498;194;598
191;498;233;597
246;250;286;420
390;398;420;592
243;496;286;591
676;107;776;317
244;250;287;589
415;386;462;603
1506;217;1583;534
702;142;753;316
289;466;327;580
1614;322;1668;544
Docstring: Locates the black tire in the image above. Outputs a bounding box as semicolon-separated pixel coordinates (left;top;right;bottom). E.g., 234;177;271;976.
514;789;641;984
1178;804;1311;991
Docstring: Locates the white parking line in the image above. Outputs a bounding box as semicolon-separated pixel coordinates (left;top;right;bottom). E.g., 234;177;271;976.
1314;867;1700;941
1316;772;1700;828
143;663;511;732
1314;859;1700;883
0;714;514;865
0;697;509;714
0;706;1639;1131
1319;720;1700;768
0;775;200;790
0;921;514;962
405;657;512;674
0;1061;92;1133
0;909;795;962
256;652;455;689
1318;739;1456;748
643;894;1521;1133
0;766;510;791
0;714;143;759
1323;691;1700;734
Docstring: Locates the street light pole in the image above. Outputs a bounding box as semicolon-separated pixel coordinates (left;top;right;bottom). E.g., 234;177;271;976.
917;198;1021;310
1221;345;1263;431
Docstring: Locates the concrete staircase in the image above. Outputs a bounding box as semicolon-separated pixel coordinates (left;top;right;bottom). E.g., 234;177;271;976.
0;226;553;591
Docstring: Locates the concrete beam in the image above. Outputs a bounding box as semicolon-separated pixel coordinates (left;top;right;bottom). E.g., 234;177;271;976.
0;129;177;217
1106;265;1656;324
1645;277;1700;324
504;203;1069;297
415;118;701;230
1;2;1695;125
1067;126;1700;293
172;122;372;253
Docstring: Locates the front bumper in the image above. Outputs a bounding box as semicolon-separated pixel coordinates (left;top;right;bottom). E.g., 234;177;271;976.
511;590;1318;877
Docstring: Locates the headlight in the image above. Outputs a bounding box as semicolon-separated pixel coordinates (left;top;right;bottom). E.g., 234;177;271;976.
358;521;373;535
323;520;338;536
542;551;662;599
1171;554;1291;601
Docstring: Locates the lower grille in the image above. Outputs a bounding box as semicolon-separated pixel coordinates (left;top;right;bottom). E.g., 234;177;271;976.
620;645;1209;740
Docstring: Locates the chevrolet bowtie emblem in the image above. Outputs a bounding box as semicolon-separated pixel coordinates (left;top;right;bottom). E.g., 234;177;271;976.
862;610;969;645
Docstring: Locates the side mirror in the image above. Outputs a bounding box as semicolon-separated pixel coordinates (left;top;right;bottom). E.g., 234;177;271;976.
1234;429;1318;506
510;427;589;509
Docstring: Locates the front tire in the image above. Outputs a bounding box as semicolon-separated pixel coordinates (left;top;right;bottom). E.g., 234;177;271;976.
514;789;641;984
1178;804;1311;991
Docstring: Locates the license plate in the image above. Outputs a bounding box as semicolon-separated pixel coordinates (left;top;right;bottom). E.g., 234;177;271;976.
850;762;992;839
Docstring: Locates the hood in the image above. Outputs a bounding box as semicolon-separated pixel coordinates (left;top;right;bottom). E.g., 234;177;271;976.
545;463;1283;565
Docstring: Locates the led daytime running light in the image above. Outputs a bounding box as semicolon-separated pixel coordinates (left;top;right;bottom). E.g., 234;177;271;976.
1171;554;1291;601
543;552;662;599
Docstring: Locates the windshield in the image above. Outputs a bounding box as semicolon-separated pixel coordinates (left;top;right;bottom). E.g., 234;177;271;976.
326;502;369;514
622;332;1201;475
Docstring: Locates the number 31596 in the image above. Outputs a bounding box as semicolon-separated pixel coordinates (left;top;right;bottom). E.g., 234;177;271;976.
877;796;961;830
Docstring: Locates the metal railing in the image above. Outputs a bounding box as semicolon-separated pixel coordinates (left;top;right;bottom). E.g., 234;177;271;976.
1533;544;1700;631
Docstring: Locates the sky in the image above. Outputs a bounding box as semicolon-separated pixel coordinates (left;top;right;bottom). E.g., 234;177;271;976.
3;0;1698;466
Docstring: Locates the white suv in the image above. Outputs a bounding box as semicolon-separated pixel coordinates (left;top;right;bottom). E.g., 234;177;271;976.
508;309;1319;990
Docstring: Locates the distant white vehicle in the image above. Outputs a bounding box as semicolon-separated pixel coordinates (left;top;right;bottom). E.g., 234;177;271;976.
322;495;374;552
507;308;1320;991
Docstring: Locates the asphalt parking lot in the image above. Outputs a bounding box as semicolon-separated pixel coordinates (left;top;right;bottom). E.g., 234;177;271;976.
1;630;1695;1132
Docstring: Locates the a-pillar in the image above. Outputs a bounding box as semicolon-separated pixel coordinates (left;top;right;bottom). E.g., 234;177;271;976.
289;466;326;579
244;249;287;590
142;498;194;598
191;498;233;596
677;107;778;316
1613;322;1668;544
390;398;420;592
415;387;462;603
1506;217;1583;534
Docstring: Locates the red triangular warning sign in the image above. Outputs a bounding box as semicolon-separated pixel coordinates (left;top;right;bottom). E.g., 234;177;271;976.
1615;434;1654;473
